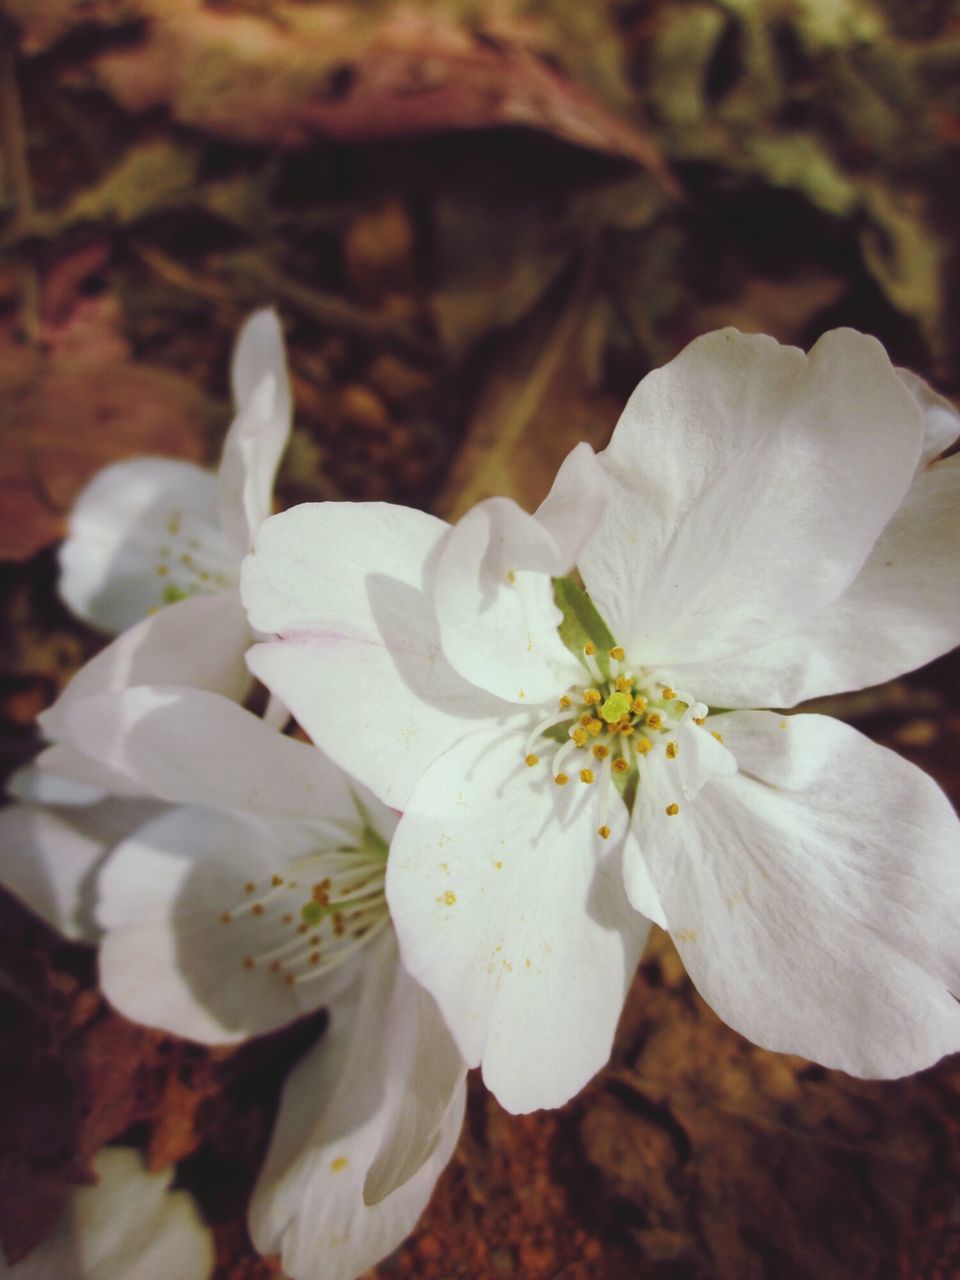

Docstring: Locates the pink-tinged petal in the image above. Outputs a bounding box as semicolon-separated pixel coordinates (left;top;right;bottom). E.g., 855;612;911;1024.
0;796;163;941
249;931;465;1280
97;806;352;1042
39;591;252;744
243;502;510;810
59;687;358;823
685;453;960;707
638;710;960;1076
0;1147;214;1280
431;497;582;704
580;328;923;665
896;367;960;465
59;457;235;634
386;726;650;1113
218;309;292;556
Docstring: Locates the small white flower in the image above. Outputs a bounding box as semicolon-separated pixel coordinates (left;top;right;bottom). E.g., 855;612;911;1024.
3;686;465;1280
31;310;292;797
0;1147;214;1280
243;327;960;1113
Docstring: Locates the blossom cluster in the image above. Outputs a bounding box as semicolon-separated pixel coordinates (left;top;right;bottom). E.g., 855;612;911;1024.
2;313;959;1278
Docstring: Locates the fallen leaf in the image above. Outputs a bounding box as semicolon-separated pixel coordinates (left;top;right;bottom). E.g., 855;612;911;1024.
0;285;219;562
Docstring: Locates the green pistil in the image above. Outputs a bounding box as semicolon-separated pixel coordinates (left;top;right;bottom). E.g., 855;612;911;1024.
600;691;631;723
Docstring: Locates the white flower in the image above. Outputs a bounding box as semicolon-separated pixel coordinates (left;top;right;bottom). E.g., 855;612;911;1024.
30;310;292;797
0;1147;214;1280
242;327;960;1113
2;686;465;1280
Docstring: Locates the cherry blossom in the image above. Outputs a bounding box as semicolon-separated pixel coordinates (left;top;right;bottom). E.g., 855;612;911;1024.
243;327;960;1111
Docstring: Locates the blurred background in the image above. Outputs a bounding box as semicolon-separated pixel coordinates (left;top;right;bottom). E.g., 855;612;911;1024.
0;1;958;1276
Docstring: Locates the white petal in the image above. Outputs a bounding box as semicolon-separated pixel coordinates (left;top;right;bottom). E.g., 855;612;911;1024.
622;829;667;928
431;497;583;704
386;726;651;1113
39;591;252;745
35;743;148;799
896;367;960;465
580;328;923;664
638;709;960;1076
0;1147;213;1280
218;309;292;556
58;687;358;823
0;796;163;941
244;503;510;810
7;764;106;806
533;440;609;568
249;931;465;1280
59;458;236;634
686;453;960;707
97;806;350;1041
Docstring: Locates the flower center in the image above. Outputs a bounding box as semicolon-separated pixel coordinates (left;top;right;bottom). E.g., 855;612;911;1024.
524;642;709;839
219;835;389;988
152;508;236;609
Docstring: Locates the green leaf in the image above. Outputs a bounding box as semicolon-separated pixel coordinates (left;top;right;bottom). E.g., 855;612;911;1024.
553;577;616;678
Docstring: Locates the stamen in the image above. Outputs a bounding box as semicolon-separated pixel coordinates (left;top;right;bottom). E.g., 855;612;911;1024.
665;803;680;816
583;644;603;682
552;738;579;777
525;709;575;756
525;753;539;767
555;773;569;786
666;740;679;759
598;825;611;839
583;689;602;706
579;768;595;784
646;712;663;731
612;756;629;774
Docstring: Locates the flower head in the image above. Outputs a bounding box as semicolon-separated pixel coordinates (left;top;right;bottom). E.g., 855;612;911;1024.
243;326;960;1111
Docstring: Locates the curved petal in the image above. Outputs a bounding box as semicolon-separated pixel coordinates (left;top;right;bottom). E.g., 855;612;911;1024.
7;764;106;806
638;710;960;1076
580;328;923;665
386;725;651;1113
896;367;960;465
244;503;510;810
97;806;352;1041
0;1147;214;1280
0;796;163;941
533;441;609;568
58;687;358;823
59;458;236;634
35;743;148;799
249;930;465;1280
218;309;292;556
683;453;960;707
39;591;252;745
431;497;582;704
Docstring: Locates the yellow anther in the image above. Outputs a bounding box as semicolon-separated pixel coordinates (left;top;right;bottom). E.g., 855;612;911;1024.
592;744;610;760
572;727;588;747
579;768;595;784
661;686;676;701
244;882;256;894
646;712;663;731
587;718;603;736
711;731;725;743
612;756;630;774
615;675;632;692
694;716;705;725
666;741;679;759
220;912;232;924
631;696;647;713
665;803;680;816
619;723;635;736
579;713;592;726
583;689;602;706
584;641;597;656
609;646;625;661
635;737;652;755
525;753;539;767
271;874;284;886
252;903;265;916
598;825;611;839
555;772;570;786
559;695;572;709
507;570;517;584
600;690;631;724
